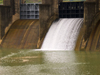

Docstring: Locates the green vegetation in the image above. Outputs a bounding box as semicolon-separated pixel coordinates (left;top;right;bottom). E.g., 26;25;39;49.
63;0;86;2
0;0;86;4
25;0;42;3
0;0;3;5
0;0;42;4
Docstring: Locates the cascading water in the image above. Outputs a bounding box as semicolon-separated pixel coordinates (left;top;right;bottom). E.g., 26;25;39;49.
41;18;83;50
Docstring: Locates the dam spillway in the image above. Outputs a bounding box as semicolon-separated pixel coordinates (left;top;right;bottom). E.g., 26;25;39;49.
1;0;99;50
41;18;83;50
1;19;40;49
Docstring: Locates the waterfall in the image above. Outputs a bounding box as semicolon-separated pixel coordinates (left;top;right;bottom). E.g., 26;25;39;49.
41;18;83;50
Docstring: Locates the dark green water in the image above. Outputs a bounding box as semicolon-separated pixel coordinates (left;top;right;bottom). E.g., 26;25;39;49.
0;49;100;75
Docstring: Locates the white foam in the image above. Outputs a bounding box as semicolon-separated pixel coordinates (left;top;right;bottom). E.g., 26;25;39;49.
41;18;83;50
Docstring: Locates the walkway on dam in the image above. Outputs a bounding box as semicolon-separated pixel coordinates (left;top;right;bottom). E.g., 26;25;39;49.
1;19;40;49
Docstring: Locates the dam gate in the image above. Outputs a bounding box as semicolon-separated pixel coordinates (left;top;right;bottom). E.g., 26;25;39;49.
59;2;84;18
20;3;39;19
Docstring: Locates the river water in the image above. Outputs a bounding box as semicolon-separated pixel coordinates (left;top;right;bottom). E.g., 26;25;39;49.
0;18;98;75
0;49;100;75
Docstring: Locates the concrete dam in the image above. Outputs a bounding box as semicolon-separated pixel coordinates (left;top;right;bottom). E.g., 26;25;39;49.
0;0;100;51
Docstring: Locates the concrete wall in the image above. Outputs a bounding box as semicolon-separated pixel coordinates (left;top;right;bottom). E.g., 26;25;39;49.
3;0;11;6
3;0;25;18
0;0;19;43
0;6;12;40
99;0;100;10
14;0;25;14
84;2;96;40
86;12;100;51
3;0;15;15
75;1;100;51
95;0;99;12
87;0;99;11
42;0;61;15
39;4;51;38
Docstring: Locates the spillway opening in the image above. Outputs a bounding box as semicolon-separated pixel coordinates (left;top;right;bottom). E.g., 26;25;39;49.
59;2;84;18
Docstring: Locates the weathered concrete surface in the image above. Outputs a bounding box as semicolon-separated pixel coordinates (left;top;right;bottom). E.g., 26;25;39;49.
42;0;63;15
3;0;25;14
75;2;96;51
14;0;25;14
86;12;100;51
84;2;96;41
75;0;100;51
75;11;100;51
3;0;25;20
1;20;40;49
0;0;25;43
3;0;15;15
0;6;12;40
39;4;51;38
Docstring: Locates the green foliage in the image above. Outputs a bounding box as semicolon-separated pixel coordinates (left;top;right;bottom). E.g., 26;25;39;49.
25;0;42;3
63;0;86;2
0;0;3;4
